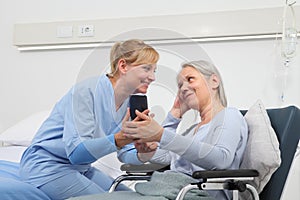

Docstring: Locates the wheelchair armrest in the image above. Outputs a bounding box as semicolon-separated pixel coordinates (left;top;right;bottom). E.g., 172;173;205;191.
192;169;259;179
120;163;170;173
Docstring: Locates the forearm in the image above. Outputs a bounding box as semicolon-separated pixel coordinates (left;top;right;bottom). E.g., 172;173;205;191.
81;135;117;160
118;145;143;165
69;143;97;164
150;148;172;165
69;136;116;164
137;151;156;163
162;112;181;129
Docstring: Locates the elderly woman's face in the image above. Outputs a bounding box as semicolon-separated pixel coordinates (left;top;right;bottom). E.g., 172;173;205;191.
177;66;211;110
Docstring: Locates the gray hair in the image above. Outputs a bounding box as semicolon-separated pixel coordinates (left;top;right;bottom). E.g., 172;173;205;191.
181;60;227;107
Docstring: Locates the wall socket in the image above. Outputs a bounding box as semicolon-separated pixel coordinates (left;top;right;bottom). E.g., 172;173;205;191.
78;25;94;37
56;26;73;38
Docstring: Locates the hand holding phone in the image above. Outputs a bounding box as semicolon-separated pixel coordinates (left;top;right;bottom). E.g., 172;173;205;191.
129;94;148;120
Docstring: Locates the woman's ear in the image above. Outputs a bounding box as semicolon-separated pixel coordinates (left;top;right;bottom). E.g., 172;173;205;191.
210;74;220;89
117;59;127;74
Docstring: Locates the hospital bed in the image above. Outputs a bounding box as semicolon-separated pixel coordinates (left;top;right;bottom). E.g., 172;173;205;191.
0;111;50;200
0;102;299;200
0;110;128;200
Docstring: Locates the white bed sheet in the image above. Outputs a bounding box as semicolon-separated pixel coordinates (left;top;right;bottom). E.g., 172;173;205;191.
0;146;26;162
0;145;124;179
0;145;137;189
0;147;52;200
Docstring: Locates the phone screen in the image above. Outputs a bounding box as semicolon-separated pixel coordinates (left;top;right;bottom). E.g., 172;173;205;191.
129;95;148;120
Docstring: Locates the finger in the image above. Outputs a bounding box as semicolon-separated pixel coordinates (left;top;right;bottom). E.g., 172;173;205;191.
133;113;141;121
122;126;138;134
134;143;142;150
142;109;150;115
124;121;137;128
134;141;144;148
123;133;139;139
134;138;149;143
133;109;150;121
122;108;131;123
149;143;158;151
135;110;150;121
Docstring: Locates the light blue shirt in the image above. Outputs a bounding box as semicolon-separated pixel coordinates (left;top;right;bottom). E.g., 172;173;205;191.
151;107;248;200
20;75;142;187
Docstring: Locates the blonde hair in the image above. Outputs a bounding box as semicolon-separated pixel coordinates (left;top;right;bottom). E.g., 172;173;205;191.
108;39;159;77
181;60;227;107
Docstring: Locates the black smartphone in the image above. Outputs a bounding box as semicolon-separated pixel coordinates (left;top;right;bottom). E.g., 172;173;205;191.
129;94;148;120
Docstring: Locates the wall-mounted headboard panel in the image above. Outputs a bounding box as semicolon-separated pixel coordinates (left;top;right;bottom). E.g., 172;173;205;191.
14;6;300;51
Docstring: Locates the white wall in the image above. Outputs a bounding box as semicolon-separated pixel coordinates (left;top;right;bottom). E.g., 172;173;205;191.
2;0;299;133
0;0;299;198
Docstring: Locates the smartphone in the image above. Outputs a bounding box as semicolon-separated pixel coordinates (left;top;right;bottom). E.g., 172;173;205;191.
129;94;148;120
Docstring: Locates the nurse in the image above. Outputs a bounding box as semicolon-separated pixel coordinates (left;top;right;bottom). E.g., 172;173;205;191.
19;39;159;200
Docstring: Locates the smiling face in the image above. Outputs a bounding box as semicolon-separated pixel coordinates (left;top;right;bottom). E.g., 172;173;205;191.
109;40;159;95
125;63;157;94
177;66;211;111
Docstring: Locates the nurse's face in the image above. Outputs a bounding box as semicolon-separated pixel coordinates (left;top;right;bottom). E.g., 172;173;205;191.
177;66;211;111
125;63;156;94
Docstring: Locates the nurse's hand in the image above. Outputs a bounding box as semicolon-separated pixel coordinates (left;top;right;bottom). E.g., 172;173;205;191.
114;108;141;149
122;110;164;143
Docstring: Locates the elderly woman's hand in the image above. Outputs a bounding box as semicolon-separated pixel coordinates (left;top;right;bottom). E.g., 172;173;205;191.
134;141;158;153
135;141;158;162
170;95;190;118
122;110;164;143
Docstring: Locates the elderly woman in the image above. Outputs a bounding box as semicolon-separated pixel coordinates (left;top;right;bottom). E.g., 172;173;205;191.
70;60;248;200
122;60;248;200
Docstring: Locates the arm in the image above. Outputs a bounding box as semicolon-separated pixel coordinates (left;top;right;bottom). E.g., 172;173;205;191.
150;148;172;165
117;144;143;165
63;77;135;164
122;95;188;143
160;108;247;169
68;135;118;164
148;111;182;164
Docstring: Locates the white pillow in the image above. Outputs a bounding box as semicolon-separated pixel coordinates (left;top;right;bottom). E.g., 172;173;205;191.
0;110;51;147
239;100;281;199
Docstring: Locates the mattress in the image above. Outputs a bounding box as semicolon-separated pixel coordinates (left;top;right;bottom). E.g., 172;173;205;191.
0;146;51;200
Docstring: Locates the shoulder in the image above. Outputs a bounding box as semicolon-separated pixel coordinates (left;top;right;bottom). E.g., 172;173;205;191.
74;76;103;90
224;107;243;117
223;107;247;128
213;107;245;125
224;107;239;112
72;75;111;95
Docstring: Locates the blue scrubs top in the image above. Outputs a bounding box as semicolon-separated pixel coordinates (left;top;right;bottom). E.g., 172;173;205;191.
20;75;142;187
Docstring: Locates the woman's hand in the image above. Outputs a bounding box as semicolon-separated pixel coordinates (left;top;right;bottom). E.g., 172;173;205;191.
122;110;164;143
170;95;190;118
135;141;158;153
114;108;144;148
135;141;158;162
